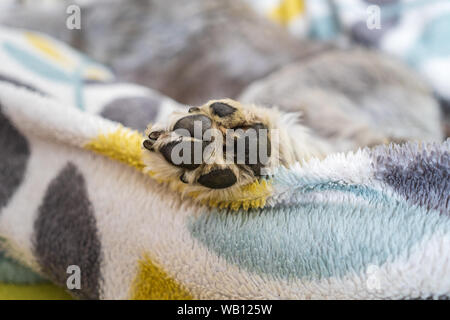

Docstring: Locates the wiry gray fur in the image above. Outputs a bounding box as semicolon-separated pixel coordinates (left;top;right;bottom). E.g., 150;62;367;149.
240;49;444;151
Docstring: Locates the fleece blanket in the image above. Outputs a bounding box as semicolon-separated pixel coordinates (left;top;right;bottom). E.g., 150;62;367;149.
0;27;183;299
1;28;450;300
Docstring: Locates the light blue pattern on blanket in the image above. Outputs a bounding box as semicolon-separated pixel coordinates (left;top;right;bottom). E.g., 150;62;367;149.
0;252;45;284
308;16;339;40
308;0;450;104
2;42;73;83
2;41;86;110
0;238;44;284
270;166;394;204
307;0;340;40
407;13;450;67
189;180;449;281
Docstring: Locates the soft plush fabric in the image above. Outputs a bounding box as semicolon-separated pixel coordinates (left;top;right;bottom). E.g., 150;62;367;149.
1;79;449;299
0;27;449;300
0;26;183;299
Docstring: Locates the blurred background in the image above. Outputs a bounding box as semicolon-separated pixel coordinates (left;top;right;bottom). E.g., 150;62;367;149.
0;0;449;137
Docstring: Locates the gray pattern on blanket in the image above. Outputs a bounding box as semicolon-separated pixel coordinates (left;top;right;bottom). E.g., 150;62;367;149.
34;163;102;300
373;141;450;215
101;96;162;132
0;104;30;210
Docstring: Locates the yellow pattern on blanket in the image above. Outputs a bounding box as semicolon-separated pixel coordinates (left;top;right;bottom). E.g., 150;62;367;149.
270;0;305;25
131;254;192;300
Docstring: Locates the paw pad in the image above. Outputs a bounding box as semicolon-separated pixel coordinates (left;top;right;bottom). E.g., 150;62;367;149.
197;168;237;189
173;114;212;138
210;102;236;117
143;99;272;190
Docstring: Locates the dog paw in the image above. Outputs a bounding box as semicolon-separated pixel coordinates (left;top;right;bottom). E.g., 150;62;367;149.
142;99;275;190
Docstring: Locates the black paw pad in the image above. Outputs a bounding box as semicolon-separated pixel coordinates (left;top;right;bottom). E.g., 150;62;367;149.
173;115;212;138
233;123;271;175
248;163;264;176
210;102;236;117
251;123;271;157
160;140;208;170
197;168;237;189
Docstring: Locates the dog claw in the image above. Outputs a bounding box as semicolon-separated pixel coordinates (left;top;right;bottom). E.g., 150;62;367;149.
143;139;154;151
148;130;163;140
